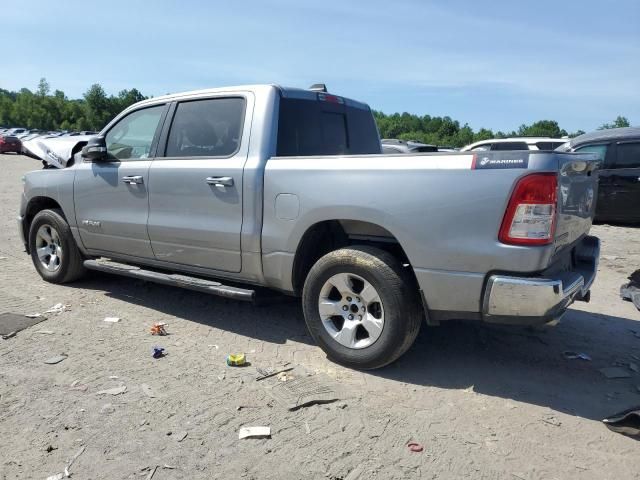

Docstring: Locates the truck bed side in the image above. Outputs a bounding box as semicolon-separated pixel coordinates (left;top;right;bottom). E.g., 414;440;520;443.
261;151;600;318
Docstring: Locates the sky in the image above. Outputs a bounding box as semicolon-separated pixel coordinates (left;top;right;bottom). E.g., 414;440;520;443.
2;0;639;133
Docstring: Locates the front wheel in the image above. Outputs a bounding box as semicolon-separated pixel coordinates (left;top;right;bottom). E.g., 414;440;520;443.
302;246;422;370
29;209;86;283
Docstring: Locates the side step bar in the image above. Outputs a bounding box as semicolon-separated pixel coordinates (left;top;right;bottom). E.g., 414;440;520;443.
84;259;255;302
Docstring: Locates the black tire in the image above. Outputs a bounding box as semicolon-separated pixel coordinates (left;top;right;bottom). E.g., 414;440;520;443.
302;246;422;370
29;209;86;283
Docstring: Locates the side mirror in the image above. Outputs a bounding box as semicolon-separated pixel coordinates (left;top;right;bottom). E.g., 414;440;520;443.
81;136;108;161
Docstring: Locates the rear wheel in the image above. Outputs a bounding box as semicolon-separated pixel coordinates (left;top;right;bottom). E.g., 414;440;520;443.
29;209;86;283
302;246;422;369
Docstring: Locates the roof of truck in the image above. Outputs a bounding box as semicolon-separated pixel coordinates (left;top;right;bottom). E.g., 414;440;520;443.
131;84;370;110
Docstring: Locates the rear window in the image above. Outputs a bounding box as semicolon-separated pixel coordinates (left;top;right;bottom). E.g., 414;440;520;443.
616;142;640;168
276;97;380;156
536;141;566;150
491;142;529;151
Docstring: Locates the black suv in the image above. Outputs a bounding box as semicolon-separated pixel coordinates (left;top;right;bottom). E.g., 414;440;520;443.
559;127;640;223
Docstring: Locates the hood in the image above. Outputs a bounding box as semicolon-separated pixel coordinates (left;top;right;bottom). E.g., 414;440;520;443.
21;135;95;168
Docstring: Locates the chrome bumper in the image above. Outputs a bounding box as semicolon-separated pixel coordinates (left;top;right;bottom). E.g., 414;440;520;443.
482;236;600;325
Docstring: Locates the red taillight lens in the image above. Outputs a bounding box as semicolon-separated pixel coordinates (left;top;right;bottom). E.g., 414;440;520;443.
499;173;558;246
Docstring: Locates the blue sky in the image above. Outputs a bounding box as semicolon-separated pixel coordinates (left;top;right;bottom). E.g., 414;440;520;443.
2;0;638;132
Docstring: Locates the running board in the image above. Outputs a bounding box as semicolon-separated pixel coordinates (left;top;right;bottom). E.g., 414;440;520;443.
83;259;255;302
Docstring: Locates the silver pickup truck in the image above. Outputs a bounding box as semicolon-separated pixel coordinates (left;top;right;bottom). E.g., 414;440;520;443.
18;84;601;369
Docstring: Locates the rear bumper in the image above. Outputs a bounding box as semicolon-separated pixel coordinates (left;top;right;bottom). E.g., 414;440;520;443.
482;235;599;325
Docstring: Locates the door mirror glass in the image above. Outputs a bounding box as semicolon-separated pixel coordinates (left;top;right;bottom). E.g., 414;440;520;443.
81;136;108;161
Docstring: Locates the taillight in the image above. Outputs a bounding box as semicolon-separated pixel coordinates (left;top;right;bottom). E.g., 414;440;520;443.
499;173;558;246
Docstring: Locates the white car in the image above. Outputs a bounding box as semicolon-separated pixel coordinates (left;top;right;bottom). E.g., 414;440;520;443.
461;137;567;152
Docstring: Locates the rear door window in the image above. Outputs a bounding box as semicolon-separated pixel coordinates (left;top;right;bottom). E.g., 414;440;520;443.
615;142;640;168
166;97;245;158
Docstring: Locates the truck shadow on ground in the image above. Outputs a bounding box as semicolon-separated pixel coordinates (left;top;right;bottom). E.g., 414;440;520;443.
69;272;640;422
69;272;313;345
376;308;640;422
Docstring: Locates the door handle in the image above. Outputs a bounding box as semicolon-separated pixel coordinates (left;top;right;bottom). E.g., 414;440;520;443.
206;176;234;187
122;175;144;185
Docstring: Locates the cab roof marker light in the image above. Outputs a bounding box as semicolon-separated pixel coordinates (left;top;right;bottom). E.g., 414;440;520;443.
317;93;344;104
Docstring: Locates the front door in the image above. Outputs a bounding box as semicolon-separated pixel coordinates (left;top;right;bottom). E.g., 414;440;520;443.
75;104;166;258
147;95;252;272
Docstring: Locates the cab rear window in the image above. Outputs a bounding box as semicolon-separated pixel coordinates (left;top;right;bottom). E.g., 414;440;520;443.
276;97;380;156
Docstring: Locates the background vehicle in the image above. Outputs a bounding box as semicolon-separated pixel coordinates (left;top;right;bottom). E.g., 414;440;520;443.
381;139;438;153
19;84;601;369
5;127;28;136
461;137;567;152
557;127;640;223
0;135;21;153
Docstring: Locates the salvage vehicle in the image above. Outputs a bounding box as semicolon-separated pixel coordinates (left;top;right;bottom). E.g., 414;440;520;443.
557;127;640;224
18;84;601;369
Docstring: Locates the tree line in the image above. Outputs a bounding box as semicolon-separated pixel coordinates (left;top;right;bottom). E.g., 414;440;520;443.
0;78;632;147
0;78;145;132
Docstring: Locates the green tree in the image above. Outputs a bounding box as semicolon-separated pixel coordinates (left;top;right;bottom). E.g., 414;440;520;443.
517;120;567;138
83;84;112;130
37;78;50;97
599;116;630;130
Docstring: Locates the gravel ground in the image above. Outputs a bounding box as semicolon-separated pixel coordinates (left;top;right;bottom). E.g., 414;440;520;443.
1;153;639;480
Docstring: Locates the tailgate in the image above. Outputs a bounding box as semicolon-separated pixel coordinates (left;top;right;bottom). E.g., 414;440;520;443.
553;152;601;253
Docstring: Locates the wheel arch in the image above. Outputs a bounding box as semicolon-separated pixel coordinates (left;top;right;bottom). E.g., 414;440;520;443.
291;219;414;295
23;197;65;253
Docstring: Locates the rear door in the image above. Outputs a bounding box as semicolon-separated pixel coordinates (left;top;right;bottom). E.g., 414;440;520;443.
608;141;640;221
74;104;167;258
146;94;252;272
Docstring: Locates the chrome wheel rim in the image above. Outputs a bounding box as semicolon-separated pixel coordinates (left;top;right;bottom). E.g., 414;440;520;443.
35;224;63;272
318;273;385;349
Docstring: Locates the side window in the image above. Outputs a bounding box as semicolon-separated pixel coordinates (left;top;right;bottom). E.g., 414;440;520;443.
615;142;640;168
575;144;608;162
166;97;245;158
471;144;491;151
105;105;164;160
491;142;529;151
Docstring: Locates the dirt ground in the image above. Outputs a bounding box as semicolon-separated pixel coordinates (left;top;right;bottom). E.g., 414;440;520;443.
1;153;639;480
